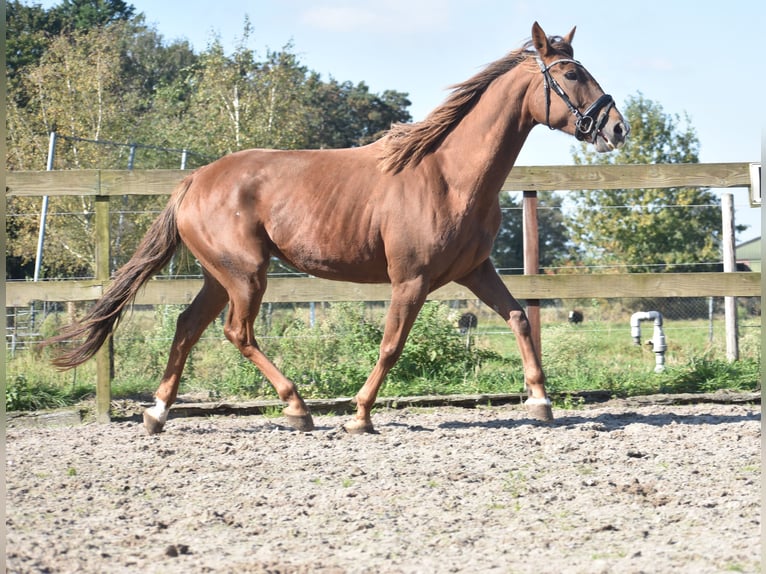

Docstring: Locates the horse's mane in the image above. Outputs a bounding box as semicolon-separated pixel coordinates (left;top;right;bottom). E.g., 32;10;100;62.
379;35;574;174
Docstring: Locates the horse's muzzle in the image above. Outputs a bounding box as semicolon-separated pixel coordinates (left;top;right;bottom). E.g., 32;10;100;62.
597;116;629;152
575;94;615;141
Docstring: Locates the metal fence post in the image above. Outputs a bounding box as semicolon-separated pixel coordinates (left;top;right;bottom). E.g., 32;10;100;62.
33;131;57;283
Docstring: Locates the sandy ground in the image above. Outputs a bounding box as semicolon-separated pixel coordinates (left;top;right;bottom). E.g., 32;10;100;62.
5;401;762;573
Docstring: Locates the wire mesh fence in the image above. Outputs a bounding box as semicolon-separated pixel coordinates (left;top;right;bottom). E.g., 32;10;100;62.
6;296;761;358
6;202;761;367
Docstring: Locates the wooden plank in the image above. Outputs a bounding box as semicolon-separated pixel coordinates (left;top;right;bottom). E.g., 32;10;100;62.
133;278;395;305
5;280;104;306
94;196;112;423
498;273;762;299
7;273;760;307
5;169;185;197
162;392;574;418
8;390;756;425
99;169;186;196
610;391;760;407
265;277;394;303
146;389;759;421
7;163;753;197
134;279;204;305
503;163;752;192
6;170;101;196
6;410;83;428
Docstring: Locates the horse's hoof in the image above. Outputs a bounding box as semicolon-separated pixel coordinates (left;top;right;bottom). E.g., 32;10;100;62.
143;410;165;435
343;419;375;435
525;398;554;423
285;412;315;432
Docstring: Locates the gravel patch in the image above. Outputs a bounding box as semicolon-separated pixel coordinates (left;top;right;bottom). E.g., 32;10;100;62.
6;402;761;573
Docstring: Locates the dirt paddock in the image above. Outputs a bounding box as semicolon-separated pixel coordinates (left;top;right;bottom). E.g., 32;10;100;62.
6;399;762;573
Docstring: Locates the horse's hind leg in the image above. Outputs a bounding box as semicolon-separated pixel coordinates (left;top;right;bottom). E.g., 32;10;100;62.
143;273;228;434
223;277;314;432
457;260;553;422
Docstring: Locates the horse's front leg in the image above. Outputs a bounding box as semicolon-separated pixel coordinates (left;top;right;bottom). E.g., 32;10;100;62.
457;260;553;422
344;277;429;434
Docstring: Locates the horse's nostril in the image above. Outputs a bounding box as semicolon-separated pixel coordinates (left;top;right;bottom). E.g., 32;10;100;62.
612;121;630;143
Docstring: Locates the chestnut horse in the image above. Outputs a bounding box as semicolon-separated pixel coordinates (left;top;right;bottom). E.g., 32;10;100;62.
46;23;628;434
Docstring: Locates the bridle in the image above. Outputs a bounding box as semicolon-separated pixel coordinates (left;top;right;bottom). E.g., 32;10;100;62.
535;56;615;142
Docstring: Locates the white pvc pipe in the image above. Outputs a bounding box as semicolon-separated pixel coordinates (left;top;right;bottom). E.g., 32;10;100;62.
630;311;667;373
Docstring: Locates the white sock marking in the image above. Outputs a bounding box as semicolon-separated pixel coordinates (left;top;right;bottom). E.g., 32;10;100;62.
146;398;168;424
525;396;552;406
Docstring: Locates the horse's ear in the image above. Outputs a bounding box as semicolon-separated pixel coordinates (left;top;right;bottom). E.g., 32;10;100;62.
531;21;551;57
563;26;576;45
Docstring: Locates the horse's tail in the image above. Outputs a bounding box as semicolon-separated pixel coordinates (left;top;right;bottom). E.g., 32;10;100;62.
43;175;195;369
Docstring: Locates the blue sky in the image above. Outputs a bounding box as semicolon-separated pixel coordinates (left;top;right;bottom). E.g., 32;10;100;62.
37;0;764;239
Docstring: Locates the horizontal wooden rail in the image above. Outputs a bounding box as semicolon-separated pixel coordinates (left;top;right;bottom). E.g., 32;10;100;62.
5;162;755;197
502;162;753;191
6;273;760;307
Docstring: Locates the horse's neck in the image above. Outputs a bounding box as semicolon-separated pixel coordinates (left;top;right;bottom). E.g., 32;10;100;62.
437;64;536;197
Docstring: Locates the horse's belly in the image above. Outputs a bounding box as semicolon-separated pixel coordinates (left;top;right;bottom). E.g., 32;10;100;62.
273;243;391;284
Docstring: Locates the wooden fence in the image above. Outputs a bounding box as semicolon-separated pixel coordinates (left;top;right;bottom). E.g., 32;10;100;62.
5;163;761;421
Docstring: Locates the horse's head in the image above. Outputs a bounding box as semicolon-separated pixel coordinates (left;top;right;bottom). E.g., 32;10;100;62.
529;22;628;152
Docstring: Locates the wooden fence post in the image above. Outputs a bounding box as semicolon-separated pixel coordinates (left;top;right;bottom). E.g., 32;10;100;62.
721;193;739;361
94;194;112;422
522;190;542;362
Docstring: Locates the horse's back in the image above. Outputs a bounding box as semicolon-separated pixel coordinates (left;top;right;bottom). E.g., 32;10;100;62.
176;144;395;282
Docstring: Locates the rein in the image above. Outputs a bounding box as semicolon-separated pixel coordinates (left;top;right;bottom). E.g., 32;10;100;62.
535;56;615;142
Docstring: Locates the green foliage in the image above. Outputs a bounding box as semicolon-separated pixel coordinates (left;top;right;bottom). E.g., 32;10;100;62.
6;2;411;279
659;357;761;394
8;302;758;413
305;80;412;148
267;303;382;397
389;302;501;386
568;93;724;272
108;301;501;400
574;92;700;166
492;192;570;274
5;373;91;411
55;0;135;33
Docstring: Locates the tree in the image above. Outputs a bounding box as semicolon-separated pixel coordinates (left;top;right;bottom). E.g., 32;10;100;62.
568;93;723;272
305;80;411;149
491;192;570;274
7;1;60;90
6;2;413;279
170;38;315;155
7;23;147;278
118;16;197;116
6;0;134;89
54;0;134;32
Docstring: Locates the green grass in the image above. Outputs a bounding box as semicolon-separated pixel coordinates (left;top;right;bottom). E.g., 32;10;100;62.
472;309;761;397
6;302;760;411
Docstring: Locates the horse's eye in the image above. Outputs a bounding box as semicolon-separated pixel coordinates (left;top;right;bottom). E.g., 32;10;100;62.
564;70;578;81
